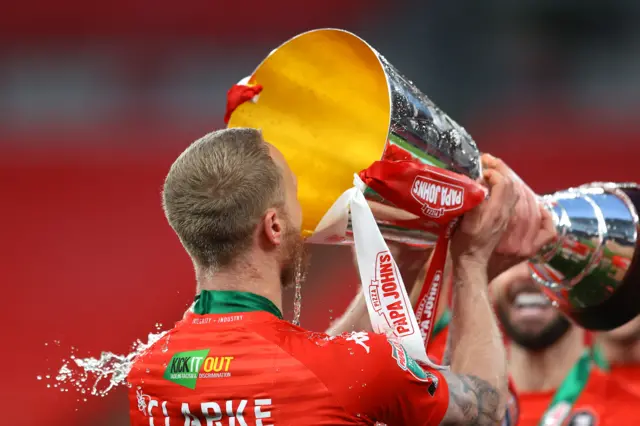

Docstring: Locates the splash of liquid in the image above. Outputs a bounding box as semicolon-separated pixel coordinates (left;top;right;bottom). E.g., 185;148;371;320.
51;331;167;398
291;279;303;326
291;255;307;326
47;266;311;400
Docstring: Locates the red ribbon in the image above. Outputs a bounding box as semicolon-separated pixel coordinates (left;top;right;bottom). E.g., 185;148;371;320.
414;220;457;350
224;83;263;124
359;159;487;358
359;160;486;226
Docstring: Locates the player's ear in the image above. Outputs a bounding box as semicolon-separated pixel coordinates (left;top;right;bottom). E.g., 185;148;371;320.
262;208;283;246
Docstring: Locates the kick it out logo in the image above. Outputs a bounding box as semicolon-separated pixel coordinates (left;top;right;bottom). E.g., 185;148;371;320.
164;349;234;389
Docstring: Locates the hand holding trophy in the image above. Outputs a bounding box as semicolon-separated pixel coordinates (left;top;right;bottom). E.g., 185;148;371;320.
224;29;640;363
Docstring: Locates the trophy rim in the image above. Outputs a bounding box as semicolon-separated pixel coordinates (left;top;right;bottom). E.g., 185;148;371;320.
246;27;394;167
236;28;396;238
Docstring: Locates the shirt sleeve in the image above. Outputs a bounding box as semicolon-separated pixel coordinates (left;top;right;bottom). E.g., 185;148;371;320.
312;332;450;426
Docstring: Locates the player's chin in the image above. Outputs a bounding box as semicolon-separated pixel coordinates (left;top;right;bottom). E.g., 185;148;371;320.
510;321;554;340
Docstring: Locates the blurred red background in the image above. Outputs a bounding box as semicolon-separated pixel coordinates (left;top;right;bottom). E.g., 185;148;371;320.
2;0;639;425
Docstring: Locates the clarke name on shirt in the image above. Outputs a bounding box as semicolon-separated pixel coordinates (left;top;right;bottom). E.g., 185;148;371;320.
139;395;274;426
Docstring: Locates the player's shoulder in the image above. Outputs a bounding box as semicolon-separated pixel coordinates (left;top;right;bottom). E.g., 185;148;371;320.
270;326;391;362
308;330;393;357
605;371;640;401
293;329;428;380
250;320;430;380
585;368;640;403
586;369;640;424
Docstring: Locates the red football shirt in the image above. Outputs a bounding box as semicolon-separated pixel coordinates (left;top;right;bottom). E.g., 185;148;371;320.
127;291;450;426
517;369;640;426
609;364;640;394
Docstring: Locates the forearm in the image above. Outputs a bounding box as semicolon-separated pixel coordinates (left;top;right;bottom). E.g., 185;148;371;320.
329;247;433;336
447;258;508;421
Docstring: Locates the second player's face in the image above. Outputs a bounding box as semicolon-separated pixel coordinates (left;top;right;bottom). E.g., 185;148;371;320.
493;262;571;351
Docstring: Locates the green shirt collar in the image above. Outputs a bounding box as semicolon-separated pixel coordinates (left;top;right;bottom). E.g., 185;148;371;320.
194;292;450;332
193;290;283;319
433;309;451;337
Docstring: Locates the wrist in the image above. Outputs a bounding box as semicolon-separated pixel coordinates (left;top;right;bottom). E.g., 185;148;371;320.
451;253;491;293
452;252;490;270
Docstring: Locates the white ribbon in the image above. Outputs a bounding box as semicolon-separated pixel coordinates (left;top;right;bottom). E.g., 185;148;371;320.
309;175;433;366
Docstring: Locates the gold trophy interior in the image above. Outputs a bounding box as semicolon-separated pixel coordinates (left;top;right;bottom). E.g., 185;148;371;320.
227;29;430;243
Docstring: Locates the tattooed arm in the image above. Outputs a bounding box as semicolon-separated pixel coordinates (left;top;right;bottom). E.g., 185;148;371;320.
438;275;503;426
437;156;521;425
440;372;502;425
437;260;507;425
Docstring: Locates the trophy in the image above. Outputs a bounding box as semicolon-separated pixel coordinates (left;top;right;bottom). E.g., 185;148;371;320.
532;183;640;330
225;28;640;344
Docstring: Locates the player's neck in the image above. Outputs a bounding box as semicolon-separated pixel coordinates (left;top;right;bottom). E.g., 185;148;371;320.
195;256;283;313
599;337;640;365
509;326;585;393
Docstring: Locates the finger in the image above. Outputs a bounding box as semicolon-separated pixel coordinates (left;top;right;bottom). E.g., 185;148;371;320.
486;158;519;211
503;180;526;250
513;183;541;258
532;204;557;252
483;168;513;214
500;173;519;213
483;168;513;199
523;186;543;257
486;156;510;176
487;159;523;248
481;153;500;171
483;168;503;188
490;172;521;254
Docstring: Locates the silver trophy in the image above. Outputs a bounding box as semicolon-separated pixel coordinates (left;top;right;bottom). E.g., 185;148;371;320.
226;28;640;330
533;183;640;330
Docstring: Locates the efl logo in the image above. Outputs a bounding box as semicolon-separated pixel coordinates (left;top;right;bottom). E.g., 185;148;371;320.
164;349;234;389
411;175;464;218
389;340;439;396
369;251;414;337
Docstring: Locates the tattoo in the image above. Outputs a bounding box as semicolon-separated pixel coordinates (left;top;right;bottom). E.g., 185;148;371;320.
441;371;502;426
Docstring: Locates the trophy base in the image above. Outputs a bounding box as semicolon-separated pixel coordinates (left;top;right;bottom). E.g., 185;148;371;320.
568;187;640;331
568;261;640;331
